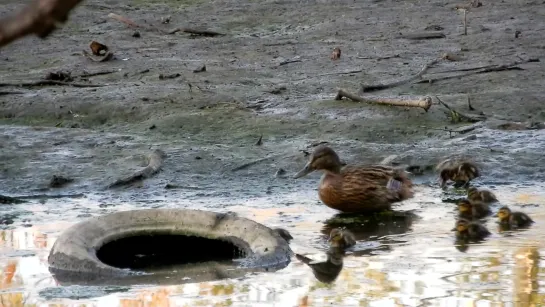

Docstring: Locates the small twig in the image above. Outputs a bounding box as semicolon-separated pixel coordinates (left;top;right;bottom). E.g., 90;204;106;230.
231;153;288;172
435;96;486;123
395;31;446;40
278;58;302;66
78;70;117;78
107;149;167;189
335;89;433;112
167;28;225;37
356;54;400;60
108;13;139;28
360;58;441;93
255;134;263;146
467;94;475;111
0;91;25;96
12;193;84;200
290;69;363;82
0;80;106;88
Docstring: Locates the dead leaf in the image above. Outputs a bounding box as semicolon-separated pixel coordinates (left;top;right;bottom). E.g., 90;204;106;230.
330;47;341;60
90;40;108;56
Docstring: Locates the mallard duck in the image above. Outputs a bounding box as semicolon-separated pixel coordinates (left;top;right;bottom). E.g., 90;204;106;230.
452;218;491;241
436;158;480;189
467;187;498;203
293;145;414;213
496;206;534;229
273;228;293;242
457;198;491;220
328;228;356;249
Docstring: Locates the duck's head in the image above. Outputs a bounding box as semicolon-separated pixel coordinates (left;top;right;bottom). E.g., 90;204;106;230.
457;199;472;213
328;228;345;245
439;168;454;188
496;206;511;221
294;145;342;178
452;219;469;233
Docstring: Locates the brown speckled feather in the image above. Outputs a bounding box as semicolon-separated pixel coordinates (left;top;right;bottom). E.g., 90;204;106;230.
318;164;414;213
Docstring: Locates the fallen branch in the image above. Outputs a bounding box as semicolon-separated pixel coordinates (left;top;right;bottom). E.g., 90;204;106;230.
0;80;106;88
395;31;446;40
360;58;440;93
78;70;117;78
435;96;486;123
0;0;85;48
416;61;526;84
107;149;167;189
335;89;432;112
0;194;26;204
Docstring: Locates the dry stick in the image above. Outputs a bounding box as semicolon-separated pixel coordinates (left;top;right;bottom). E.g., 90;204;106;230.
462;9;468;35
0;91;25;96
335;89;433;112
360;58;441;93
78;70;117;78
291;69;364;82
395;31;446;40
0;0;85;48
416;62;524;84
435;96;486;123
167;28;225;36
0;80;106;88
107;149;167;189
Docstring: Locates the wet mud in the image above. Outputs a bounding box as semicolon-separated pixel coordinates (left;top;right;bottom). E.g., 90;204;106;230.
1;0;545;305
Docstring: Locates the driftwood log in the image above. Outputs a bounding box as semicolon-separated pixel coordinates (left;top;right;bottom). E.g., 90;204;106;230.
107;149;167;189
335;89;433;112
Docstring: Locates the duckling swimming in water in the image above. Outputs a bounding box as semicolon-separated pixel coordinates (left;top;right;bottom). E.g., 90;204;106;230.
328;228;356;250
496;206;534;229
293;145;414;213
457;198;491;220
436;158;480;189
452;218;491;242
273;228;294;242
467;187;498;203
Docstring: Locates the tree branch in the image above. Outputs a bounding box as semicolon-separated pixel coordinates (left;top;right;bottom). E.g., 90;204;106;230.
0;0;84;48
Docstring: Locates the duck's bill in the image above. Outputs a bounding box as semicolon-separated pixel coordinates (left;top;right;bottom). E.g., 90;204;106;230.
293;162;313;179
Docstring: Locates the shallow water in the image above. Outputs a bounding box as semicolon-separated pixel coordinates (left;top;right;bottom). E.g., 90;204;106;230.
1;184;545;307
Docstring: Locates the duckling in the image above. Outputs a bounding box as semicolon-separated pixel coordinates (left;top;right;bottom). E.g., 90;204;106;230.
293;145;414;213
436;158;480;189
328;228;356;250
273;228;293;242
467;187;498;203
496;206;534;229
457;198;491;220
452;218;491;242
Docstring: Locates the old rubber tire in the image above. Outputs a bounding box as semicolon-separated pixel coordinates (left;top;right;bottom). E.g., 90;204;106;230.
48;209;292;282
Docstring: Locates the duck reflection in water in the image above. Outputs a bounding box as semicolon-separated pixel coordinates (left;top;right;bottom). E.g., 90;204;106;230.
295;228;354;284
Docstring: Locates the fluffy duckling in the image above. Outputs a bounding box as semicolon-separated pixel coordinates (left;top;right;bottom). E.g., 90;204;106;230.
328;228;356;250
457;198;491;220
452;218;491;242
496;206;534;229
273;228;294;242
293;145;414;213
436;158;480;189
467;187;498;203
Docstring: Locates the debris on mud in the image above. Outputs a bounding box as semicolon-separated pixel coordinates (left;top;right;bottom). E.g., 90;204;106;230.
396;31;446;40
255;134;263;146
107;149;167;189
83;41;114;62
159;73;181;80
335;89;433;111
45;71;73;82
49;175;75;188
0;194;26;204
436;96;486;123
193;64;206;73
330;47;341;60
108;13;139;28
167;28;225;37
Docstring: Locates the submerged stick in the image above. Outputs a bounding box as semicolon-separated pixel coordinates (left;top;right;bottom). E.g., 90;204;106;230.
0;194;26;204
0;80;106;88
335;89;433;112
107;149;167;189
360;58;440;93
